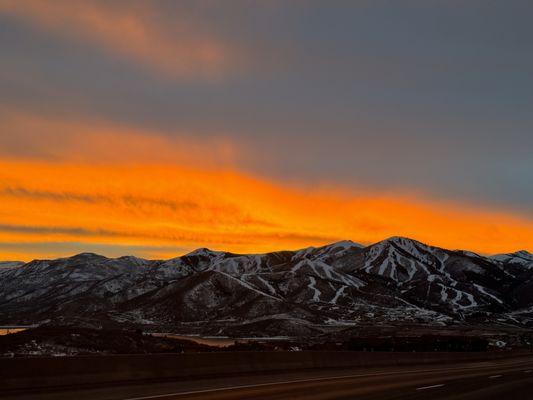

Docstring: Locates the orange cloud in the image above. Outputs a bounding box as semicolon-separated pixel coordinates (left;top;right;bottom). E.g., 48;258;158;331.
0;0;237;79
0;159;531;261
0;107;243;167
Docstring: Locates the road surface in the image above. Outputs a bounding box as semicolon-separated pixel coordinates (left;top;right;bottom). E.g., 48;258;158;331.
2;356;533;400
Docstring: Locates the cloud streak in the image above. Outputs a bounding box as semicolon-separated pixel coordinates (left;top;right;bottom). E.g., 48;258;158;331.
0;107;243;167
0;0;238;79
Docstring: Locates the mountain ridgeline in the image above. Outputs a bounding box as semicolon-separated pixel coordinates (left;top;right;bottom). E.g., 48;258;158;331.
1;237;532;337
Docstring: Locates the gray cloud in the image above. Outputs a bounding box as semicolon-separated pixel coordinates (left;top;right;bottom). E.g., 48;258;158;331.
0;187;199;211
0;1;532;214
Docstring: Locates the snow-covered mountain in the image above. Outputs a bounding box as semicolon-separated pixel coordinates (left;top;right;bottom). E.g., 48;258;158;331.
0;261;24;269
1;237;532;336
490;250;533;268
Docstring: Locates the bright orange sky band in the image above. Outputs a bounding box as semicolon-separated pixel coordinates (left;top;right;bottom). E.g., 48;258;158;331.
0;159;531;261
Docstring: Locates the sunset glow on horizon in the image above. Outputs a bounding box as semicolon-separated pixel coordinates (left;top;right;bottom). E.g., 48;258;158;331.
0;159;531;261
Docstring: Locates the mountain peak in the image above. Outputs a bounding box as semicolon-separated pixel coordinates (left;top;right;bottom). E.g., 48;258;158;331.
491;250;533;267
184;247;224;258
63;253;111;264
375;236;429;250
71;252;107;259
327;240;363;249
383;235;422;245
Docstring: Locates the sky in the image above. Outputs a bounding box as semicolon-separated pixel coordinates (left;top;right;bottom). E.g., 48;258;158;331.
0;0;532;260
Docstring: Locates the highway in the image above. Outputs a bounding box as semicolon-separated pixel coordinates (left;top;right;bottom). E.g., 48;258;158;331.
2;356;533;400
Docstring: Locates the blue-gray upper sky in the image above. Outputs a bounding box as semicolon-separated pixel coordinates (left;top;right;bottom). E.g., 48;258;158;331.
1;0;532;215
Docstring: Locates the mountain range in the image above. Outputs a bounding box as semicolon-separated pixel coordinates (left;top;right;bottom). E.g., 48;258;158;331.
1;237;532;337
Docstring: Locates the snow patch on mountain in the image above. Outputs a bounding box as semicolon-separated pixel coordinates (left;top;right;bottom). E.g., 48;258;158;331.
491;250;533;268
